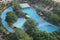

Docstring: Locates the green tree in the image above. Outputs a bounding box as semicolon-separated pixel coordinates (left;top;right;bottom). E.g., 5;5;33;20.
13;4;21;11
15;10;27;18
5;33;19;40
23;19;38;33
15;28;33;40
0;18;2;26
5;11;18;23
23;18;39;40
49;14;59;25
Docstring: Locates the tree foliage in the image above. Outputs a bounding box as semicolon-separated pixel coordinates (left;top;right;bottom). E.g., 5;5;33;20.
5;11;18;23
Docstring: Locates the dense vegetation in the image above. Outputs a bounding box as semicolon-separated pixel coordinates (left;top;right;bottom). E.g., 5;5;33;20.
40;0;60;26
0;0;60;40
0;2;11;14
0;3;5;15
5;11;18;23
4;17;60;40
41;11;60;26
23;18;60;40
0;18;3;32
13;4;27;18
0;18;2;26
30;0;60;26
0;18;6;32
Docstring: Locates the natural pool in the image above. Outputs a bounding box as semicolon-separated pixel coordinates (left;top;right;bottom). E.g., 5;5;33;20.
1;7;59;33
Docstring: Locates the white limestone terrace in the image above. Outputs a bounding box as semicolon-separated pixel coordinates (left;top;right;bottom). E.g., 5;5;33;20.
19;3;30;8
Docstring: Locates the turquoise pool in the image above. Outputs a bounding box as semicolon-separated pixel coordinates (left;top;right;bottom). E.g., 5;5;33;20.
13;18;26;28
1;7;59;33
1;7;26;33
22;8;59;32
1;7;15;33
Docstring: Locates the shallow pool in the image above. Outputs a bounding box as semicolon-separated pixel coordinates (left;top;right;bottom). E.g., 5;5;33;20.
13;18;26;28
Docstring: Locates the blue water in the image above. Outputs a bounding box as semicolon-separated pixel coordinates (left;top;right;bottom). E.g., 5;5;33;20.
1;7;59;33
1;7;26;33
1;7;15;33
13;18;26;28
1;7;13;20
22;8;59;32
